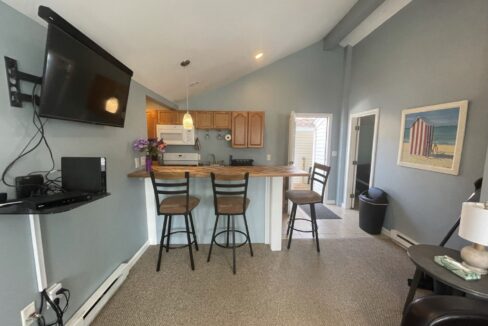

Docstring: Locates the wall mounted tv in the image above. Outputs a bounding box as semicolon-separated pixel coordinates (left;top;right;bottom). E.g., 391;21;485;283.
38;6;133;128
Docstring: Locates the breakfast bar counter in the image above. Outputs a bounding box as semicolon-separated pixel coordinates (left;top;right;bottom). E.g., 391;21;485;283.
128;165;308;251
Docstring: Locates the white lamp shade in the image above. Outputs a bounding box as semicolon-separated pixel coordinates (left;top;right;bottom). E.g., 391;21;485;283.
459;202;488;246
182;112;194;129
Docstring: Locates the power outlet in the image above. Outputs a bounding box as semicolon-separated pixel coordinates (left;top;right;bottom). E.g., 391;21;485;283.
20;302;36;326
46;282;63;307
266;154;271;161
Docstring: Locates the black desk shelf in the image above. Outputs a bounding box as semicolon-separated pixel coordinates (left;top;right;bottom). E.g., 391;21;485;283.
0;193;110;215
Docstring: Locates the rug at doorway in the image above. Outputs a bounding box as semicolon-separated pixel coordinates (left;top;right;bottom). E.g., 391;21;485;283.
300;203;341;220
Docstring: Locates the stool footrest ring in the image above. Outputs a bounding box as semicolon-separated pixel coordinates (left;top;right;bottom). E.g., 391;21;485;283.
290;217;318;233
214;229;248;249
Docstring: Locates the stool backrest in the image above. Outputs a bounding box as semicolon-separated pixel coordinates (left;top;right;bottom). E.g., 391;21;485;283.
150;171;190;214
310;163;331;202
211;172;249;214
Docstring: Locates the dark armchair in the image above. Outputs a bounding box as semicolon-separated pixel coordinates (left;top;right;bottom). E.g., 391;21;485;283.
401;295;488;326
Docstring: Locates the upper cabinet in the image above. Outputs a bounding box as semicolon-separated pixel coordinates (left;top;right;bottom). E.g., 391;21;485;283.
231;112;249;148
247;112;265;148
146;110;158;139
231;111;264;148
196;111;213;129
157;110;177;125
149;109;264;148
213;111;232;129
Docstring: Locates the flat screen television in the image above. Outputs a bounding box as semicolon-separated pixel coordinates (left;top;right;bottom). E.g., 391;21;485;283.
38;6;133;128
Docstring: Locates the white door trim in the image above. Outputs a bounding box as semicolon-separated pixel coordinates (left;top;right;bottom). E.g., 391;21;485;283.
343;109;380;208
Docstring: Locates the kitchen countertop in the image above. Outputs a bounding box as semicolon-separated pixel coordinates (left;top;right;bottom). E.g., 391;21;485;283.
127;165;309;178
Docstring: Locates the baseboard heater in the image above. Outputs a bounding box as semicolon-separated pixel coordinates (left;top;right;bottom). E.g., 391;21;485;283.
66;263;129;326
390;229;418;249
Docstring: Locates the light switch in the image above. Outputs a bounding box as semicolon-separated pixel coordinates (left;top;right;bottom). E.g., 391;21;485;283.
266;154;271;161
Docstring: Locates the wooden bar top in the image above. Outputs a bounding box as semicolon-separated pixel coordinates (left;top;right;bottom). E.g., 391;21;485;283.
127;165;309;178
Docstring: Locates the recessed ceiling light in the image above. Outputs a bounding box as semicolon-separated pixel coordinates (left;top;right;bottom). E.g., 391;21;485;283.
255;52;264;60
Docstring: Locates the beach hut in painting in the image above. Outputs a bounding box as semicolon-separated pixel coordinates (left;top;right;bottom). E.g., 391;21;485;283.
409;117;434;157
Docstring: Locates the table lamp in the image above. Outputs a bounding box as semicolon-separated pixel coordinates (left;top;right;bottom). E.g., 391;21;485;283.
459;202;488;275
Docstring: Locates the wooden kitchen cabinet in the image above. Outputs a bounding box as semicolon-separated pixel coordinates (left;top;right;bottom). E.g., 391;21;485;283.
176;111;197;125
146;110;158;139
231;111;265;148
196;111;213;129
213;111;231;129
231;112;249;148
157;110;177;125
247;111;265;148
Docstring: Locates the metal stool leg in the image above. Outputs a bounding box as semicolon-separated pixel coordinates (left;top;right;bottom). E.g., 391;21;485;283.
189;212;199;251
184;214;195;270
243;213;253;257
166;215;172;252
286;207;293;236
207;215;220;262
226;215;230;247
310;204;320;252
287;203;297;249
232;215;236;274
156;215;168;272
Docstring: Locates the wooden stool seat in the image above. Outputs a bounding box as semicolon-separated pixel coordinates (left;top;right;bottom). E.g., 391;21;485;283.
160;195;200;214
286;190;322;205
216;196;250;214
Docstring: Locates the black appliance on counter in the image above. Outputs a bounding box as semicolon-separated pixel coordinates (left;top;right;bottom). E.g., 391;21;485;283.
229;155;254;166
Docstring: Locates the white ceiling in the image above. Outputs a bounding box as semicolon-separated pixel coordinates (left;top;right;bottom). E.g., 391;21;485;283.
3;0;357;102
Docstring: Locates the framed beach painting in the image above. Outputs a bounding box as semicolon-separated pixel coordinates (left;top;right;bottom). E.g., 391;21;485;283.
397;100;468;175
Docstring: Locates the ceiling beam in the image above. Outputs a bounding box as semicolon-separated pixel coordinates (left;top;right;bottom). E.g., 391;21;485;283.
322;0;386;50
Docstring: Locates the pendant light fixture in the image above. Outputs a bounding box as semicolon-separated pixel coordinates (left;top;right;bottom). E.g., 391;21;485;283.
181;59;194;130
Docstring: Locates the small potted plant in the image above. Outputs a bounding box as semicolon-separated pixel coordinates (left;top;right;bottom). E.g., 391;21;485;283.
132;138;167;171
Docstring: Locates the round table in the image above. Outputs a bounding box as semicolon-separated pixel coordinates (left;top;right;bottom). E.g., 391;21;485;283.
404;244;488;313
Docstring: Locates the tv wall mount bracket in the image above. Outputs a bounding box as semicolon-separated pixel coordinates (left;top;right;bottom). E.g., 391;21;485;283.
4;56;42;107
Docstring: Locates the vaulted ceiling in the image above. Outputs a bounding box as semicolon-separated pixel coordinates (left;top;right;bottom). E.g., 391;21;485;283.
3;0;358;101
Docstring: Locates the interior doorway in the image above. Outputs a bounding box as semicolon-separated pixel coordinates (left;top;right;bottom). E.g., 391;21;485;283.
288;112;332;194
344;109;379;210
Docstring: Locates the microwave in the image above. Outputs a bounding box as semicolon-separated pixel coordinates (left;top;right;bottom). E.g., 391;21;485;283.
156;124;195;145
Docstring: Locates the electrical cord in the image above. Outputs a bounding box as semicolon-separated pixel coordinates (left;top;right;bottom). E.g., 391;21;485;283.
1;83;58;190
2;84;45;187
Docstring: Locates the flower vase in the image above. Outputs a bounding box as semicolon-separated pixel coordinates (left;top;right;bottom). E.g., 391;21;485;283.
145;155;153;172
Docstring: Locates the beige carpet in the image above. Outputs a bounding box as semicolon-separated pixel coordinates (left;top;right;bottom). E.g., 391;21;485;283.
93;238;414;326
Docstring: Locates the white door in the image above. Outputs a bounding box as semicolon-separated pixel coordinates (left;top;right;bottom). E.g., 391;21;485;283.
288;111;296;166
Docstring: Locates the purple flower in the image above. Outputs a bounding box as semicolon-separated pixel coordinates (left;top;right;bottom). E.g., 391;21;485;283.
132;138;149;152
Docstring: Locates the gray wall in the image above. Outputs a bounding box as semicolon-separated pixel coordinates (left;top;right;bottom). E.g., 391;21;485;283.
347;0;488;246
176;42;345;201
482;147;488;201
0;3;173;324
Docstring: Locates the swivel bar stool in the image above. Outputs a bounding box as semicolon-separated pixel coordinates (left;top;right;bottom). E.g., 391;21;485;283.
207;172;253;274
286;163;330;252
150;171;200;271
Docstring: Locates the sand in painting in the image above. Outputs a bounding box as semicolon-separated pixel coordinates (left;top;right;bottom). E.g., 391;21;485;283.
401;143;454;169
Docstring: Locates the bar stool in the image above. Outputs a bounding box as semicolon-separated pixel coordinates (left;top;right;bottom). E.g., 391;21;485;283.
286;163;330;252
207;172;253;274
150;171;200;271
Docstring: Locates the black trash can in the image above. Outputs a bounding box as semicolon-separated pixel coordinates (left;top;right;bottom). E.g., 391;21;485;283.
358;187;388;234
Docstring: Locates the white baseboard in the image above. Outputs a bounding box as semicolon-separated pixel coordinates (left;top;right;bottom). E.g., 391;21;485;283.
325;200;336;205
388;229;418;249
128;241;149;269
66;241;149;326
381;227;391;237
